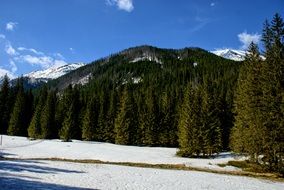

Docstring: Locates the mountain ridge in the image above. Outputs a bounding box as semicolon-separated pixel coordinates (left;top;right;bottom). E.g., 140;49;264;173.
45;45;239;91
24;63;85;81
2;45;239;89
211;49;246;61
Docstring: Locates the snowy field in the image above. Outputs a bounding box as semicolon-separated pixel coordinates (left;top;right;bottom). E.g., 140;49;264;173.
1;135;284;190
1;159;284;190
0;135;239;171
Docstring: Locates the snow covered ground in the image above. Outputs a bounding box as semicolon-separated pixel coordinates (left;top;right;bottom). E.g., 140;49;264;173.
1;159;283;190
1;135;283;190
0;135;239;171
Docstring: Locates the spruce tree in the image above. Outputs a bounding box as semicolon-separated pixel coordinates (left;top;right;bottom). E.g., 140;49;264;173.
7;84;26;136
115;87;137;145
0;75;10;134
260;13;284;171
59;85;78;141
60;103;75;142
200;82;222;156
55;96;64;138
262;20;273;52
177;84;201;157
141;90;158;146
25;90;34;130
28;86;47;139
28;103;42;139
104;90;117;142
71;86;82;140
82;97;98;141
136;93;146;145
159;93;176;147
231;42;264;161
97;92;108;141
40;91;56;139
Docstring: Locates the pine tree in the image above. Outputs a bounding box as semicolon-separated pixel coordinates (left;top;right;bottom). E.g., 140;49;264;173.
216;90;233;151
136;92;146;145
159;93;176;147
177;84;202;157
97;92;108;141
260;13;284;171
200;82;222;156
262;20;273;53
60;103;75;141
71;86;82;140
59;85;75;141
104;90;117;142
28;103;42;139
40;91;56;139
54;96;64;138
28;86;47;139
7;82;26;136
58;85;82;141
82;97;98;141
231;42;264;161
0;75;10;134
115;87;137;145
25;90;34;130
141;90;158;146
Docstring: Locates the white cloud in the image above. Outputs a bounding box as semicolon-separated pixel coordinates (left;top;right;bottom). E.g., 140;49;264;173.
9;60;17;73
106;0;134;12
117;0;134;12
6;22;18;31
238;31;261;50
0;34;6;39
18;55;52;68
16;46;67;69
69;47;75;54
16;54;67;69
18;47;44;55
5;43;18;56
18;55;51;66
1;35;67;77
0;68;15;79
0;36;17;78
210;2;215;7
54;53;65;60
188;17;212;33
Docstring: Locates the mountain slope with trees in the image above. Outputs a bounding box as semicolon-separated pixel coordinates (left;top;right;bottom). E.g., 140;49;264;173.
1;45;239;150
0;13;283;175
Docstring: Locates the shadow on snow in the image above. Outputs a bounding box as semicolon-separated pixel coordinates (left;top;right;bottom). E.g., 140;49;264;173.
0;160;98;190
0;177;97;190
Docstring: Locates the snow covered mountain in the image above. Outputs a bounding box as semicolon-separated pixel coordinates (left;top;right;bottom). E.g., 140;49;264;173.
24;63;85;81
211;49;246;61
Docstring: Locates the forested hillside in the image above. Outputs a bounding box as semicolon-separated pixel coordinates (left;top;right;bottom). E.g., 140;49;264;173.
1;46;239;148
0;13;283;174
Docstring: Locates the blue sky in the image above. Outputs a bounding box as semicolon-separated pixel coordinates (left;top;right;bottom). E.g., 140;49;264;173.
0;0;283;78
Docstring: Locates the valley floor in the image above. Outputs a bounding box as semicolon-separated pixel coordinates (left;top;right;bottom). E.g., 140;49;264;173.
0;135;283;190
2;159;284;190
